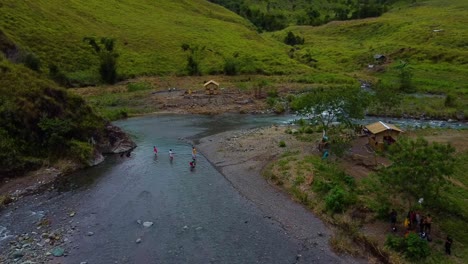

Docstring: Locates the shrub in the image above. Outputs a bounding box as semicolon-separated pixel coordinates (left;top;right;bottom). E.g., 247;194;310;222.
284;31;305;46
279;140;286;147
405;233;430;260
83;37;119;84
69;140;94;164
385;233;430;261
273;102;285;114
48;64;69;86
444;93;457;107
22;53;41;72
325;186;348;213
223;57;238;75
385;234;406;252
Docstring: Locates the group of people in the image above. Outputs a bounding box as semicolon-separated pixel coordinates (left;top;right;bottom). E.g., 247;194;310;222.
153;145;198;169
390;209;433;237
390;209;453;255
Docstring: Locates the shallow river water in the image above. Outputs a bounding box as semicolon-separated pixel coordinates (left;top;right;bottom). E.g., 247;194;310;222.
0;114;465;263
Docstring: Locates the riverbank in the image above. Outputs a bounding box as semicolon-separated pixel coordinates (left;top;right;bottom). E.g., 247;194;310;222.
196;125;468;263
196;125;365;262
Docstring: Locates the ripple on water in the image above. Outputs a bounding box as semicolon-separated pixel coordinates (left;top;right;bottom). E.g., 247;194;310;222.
0;226;12;242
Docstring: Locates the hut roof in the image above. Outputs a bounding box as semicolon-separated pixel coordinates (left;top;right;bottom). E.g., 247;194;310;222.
365;121;403;134
204;80;219;87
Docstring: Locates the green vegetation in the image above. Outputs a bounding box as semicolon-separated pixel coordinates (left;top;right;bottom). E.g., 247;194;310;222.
209;0;402;30
0;55;105;177
291;86;370;133
83;37;119;84
264;127;468;262
0;0;303;84
378;137;456;207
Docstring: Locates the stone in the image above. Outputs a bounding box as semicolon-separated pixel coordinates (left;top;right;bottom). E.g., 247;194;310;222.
136;220;142;225
12;250;24;259
143;222;153;228
69;212;76;217
136;238;142;244
51;247;65;257
87;232;94;236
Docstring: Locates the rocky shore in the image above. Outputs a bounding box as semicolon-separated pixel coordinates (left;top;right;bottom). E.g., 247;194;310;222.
0;124;136;209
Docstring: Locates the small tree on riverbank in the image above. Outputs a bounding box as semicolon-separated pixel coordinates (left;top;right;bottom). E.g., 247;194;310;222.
291;86;370;134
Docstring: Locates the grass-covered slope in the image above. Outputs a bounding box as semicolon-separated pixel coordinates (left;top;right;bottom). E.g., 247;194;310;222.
270;0;468;91
0;0;302;83
0;55;105;176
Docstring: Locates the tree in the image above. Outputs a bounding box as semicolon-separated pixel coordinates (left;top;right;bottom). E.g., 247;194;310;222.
395;60;415;93
284;31;304;46
291;86;370;134
181;44;203;76
83;37;119;84
377;137;455;207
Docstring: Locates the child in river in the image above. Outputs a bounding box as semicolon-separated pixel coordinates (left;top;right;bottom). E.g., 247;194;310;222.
189;159;196;169
192;146;197;159
169;149;174;161
153;146;158;156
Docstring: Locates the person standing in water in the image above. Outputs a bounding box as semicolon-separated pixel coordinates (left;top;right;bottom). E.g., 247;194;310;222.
192;146;197;159
189;159;196;170
153;146;158;156
169;149;174;161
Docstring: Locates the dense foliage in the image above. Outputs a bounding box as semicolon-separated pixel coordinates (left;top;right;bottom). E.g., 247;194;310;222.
209;0;402;30
0;56;105;177
378;137;456;206
291;86;371;132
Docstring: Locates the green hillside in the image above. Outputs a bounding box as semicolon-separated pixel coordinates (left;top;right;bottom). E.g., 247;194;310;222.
266;0;468;118
0;0;304;84
0;54;105;176
269;0;468;92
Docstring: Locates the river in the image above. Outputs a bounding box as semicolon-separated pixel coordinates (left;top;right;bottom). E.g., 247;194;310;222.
0;114;465;264
0;114;353;264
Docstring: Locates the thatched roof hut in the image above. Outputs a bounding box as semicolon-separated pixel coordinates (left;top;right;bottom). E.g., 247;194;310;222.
364;121;403;151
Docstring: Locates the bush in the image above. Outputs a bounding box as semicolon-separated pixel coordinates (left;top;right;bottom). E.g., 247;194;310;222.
223;57;238;75
385;234;406;252
325;186;348;213
385;233;430;261
22;53;41;72
48;64;70;86
405;233;430;260
69;140;94;164
444;93;457;107
284;31;305;46
273;102;285;114
279;140;286;147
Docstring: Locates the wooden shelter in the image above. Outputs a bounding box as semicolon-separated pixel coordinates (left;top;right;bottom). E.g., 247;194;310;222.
364;121;403;151
204;80;219;95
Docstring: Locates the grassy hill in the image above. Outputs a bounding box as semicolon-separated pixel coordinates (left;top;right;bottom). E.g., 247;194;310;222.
266;0;468;118
0;0;306;85
0;54;105;176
